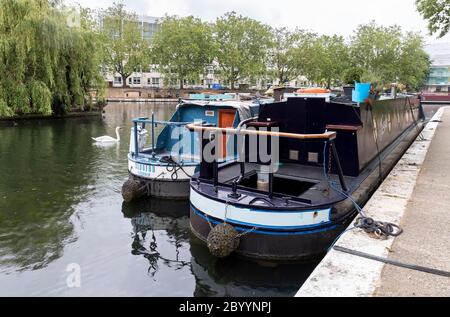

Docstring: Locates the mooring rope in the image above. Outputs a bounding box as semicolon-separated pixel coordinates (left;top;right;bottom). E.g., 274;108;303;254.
322;141;403;241
333;245;450;278
318;139;450;278
160;156;193;180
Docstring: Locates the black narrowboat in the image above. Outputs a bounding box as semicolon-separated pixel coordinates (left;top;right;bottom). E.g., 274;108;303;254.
187;93;424;262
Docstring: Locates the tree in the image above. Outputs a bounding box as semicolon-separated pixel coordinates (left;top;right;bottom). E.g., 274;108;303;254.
214;12;272;89
350;21;403;86
349;21;430;91
0;0;104;117
398;32;430;91
343;67;365;85
151;16;214;89
100;2;148;87
307;35;350;88
267;28;317;85
416;0;450;38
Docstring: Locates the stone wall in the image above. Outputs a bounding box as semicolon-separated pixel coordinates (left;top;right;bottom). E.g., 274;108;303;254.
105;87;262;100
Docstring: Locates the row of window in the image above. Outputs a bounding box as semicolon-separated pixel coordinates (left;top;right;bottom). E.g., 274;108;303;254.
114;76;160;86
113;77;215;86
112;76;277;88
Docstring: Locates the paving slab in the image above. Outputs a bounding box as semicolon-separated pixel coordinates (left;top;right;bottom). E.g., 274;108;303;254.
375;108;450;297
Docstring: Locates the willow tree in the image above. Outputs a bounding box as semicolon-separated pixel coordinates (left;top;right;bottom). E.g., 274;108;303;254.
0;0;104;117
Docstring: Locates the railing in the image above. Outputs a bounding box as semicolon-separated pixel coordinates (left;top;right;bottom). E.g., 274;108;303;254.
132;113;194;160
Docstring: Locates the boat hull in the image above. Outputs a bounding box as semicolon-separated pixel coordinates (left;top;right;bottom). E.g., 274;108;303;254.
421;93;450;104
128;172;190;199
190;204;354;262
127;155;195;199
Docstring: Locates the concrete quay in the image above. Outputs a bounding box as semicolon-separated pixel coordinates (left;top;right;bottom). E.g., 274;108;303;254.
296;106;450;297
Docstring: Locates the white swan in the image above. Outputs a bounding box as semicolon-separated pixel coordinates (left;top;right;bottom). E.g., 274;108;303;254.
92;127;122;143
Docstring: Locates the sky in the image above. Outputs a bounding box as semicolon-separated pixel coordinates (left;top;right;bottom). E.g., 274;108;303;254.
65;0;450;44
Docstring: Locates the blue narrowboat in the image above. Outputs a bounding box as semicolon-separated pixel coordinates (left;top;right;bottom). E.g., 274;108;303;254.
122;96;272;201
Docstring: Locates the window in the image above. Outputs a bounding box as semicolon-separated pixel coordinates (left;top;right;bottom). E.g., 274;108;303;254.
143;22;159;41
147;77;159;86
114;76;122;85
132;77;141;85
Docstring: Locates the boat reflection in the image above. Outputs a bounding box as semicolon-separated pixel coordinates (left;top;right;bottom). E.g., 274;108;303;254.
122;197;317;296
122;198;190;278
189;236;319;297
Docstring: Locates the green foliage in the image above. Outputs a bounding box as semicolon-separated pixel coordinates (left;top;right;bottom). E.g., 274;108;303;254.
214;12;272;89
416;0;450;38
151;15;214;89
100;2;149;87
349;21;429;91
343;67;365;85
350;22;402;86
267;28;317;84
29;80;52;115
0;0;104;117
307;35;350;87
398;32;431;90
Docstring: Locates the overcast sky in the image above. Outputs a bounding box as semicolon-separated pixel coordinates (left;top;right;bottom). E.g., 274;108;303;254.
66;0;450;44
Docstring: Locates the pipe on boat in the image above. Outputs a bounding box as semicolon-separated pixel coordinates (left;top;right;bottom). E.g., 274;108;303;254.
186;123;337;140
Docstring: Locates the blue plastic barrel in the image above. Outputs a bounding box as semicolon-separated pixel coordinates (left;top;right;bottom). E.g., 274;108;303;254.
352;82;371;103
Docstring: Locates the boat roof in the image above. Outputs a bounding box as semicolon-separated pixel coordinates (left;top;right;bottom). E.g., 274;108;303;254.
178;98;272;122
179;99;261;108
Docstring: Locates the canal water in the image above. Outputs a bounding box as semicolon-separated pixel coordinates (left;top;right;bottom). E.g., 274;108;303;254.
0;102;317;296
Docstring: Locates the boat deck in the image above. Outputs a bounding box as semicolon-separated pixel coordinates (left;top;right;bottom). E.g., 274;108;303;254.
137;148;198;163
195;163;361;208
192;119;422;211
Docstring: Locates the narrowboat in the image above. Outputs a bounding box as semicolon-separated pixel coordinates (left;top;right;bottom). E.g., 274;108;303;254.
187;90;425;262
122;95;271;201
420;92;450;104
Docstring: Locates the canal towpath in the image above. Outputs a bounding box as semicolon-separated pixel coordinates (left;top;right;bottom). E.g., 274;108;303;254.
296;106;450;297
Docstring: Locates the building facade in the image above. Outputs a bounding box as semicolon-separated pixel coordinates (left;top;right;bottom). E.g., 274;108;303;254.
424;42;450;93
105;15;305;90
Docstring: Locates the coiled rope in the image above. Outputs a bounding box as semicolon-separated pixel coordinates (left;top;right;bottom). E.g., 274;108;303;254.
354;216;403;238
159;156;193;180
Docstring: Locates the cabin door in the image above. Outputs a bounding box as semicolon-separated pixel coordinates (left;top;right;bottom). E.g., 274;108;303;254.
218;110;236;158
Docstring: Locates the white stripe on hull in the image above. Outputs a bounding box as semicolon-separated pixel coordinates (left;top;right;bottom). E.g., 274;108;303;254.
128;159;195;180
190;188;330;229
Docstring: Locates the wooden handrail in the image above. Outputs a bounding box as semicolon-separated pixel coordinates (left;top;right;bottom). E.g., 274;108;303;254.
186;123;336;140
